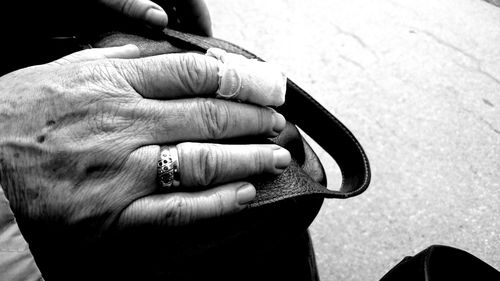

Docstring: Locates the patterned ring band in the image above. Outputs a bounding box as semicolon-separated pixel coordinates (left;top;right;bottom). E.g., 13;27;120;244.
157;146;181;189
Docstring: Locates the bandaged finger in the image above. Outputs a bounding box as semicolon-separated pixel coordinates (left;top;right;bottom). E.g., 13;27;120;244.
206;48;287;106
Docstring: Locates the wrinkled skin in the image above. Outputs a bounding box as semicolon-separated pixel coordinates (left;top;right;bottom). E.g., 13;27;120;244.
0;60;158;229
0;47;289;240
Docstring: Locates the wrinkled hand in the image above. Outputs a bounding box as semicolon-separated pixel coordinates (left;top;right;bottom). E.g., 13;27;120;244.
0;45;289;237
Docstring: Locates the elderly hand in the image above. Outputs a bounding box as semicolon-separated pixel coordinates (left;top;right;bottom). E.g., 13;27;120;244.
0;45;289;238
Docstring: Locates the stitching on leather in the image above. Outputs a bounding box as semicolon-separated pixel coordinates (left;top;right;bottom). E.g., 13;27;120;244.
288;80;371;197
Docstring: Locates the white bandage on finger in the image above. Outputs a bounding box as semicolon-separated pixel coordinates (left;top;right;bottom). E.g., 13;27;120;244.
206;48;287;106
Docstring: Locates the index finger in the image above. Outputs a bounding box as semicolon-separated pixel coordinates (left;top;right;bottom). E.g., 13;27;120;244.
113;50;287;106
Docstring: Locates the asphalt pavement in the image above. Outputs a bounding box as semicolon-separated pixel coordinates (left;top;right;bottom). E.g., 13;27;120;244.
207;1;500;280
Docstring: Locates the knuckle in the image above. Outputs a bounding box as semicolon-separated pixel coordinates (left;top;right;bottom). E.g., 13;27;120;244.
197;100;230;139
164;196;193;226
210;192;226;217
84;60;134;95
86;99;137;137
252;149;269;173
194;145;221;187
177;54;210;93
119;0;138;14
256;107;269;133
113;59;147;94
83;61;115;82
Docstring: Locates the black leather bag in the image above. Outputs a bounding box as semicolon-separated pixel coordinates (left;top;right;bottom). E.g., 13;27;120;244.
98;28;370;280
380;245;500;281
12;26;371;280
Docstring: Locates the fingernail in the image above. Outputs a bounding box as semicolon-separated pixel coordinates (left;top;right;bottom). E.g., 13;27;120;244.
272;111;286;135
273;147;291;171
145;8;168;27
236;184;256;205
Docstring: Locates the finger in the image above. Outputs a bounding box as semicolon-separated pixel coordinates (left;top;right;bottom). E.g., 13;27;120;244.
206;48;286;106
102;0;168;27
176;143;291;188
113;51;286;106
49;45;140;66
169;0;212;36
132;98;287;142
117;182;256;227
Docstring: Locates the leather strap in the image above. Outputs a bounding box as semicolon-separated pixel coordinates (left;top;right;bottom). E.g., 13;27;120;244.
161;28;371;198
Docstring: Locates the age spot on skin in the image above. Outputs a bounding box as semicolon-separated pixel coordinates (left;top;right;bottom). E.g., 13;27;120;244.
46;120;56;126
36;135;46;143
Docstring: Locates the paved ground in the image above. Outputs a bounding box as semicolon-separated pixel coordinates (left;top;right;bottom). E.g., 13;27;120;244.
207;0;500;280
485;0;500;7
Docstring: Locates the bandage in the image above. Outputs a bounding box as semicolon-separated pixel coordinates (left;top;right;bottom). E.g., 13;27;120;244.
206;48;287;106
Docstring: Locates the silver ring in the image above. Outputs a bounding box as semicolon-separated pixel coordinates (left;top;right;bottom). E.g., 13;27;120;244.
157;146;180;189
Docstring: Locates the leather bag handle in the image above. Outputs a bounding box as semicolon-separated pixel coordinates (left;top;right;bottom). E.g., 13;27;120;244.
160;28;371;198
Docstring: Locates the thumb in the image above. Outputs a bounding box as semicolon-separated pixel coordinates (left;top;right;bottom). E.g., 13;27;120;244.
101;0;168;27
48;44;140;66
